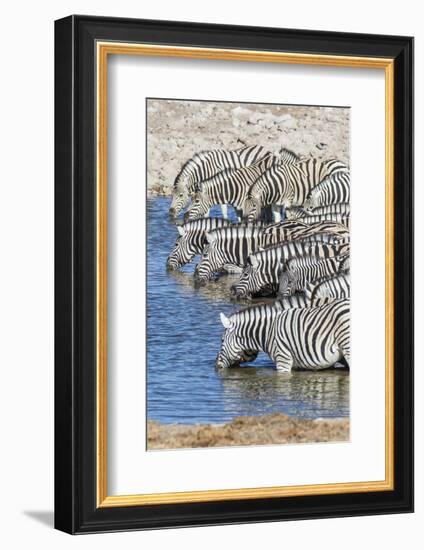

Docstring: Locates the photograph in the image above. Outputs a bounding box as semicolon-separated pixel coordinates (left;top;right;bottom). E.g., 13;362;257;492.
51;12;413;536
146;98;351;450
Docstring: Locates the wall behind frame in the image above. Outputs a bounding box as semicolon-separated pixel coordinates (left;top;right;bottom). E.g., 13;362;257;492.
0;0;419;549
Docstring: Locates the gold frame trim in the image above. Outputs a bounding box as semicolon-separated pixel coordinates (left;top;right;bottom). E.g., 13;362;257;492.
96;42;395;508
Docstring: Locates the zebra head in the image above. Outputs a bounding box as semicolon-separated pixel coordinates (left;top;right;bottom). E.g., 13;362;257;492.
215;312;258;368
169;188;190;218
193;233;218;283
230;253;276;299
166;225;193;270
230;254;264;299
230;263;254;300
183;191;210;222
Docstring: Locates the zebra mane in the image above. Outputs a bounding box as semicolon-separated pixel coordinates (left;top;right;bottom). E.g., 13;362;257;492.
197;167;238;191
229;301;281;321
174;149;225;189
181;217;230;234
278;147;300;164
206;225;263;243
261;220;308;233
285;254;337;271
174;145;265;190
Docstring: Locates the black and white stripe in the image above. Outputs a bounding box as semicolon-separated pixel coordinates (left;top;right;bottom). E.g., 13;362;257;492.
183;154;278;222
244;158;348;221
305;170;350;209
216;299;350;371
278;255;349;296
286;203;350;219
194;225;279;282
271;299;350;371
306;273;351;301
166;217;231;270
169;145;269;217
264;220;350;242
230;239;345;299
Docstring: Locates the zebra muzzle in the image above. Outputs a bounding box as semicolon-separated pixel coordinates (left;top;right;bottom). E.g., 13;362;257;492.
166;259;178;270
215;355;229;369
230;285;245;299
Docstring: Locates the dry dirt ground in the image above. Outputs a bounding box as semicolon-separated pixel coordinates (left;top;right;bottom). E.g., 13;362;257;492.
147;414;349;450
147;99;350;196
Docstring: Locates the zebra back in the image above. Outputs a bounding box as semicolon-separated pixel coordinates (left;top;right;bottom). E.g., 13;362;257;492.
306;272;351;301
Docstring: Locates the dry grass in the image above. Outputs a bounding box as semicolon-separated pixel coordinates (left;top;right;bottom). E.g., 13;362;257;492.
147;413;349;450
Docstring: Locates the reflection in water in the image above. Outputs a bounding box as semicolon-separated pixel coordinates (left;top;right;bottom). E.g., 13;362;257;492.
217;368;349;419
147;197;349;424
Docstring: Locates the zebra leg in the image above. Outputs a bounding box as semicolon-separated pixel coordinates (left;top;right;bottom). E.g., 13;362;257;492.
221;204;228;220
274;355;293;372
272;205;281;223
269;347;293;372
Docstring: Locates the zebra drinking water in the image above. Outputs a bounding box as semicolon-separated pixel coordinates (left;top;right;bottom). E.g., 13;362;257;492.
243;158;348;222
216;299;350;371
193;225;274;283
166;217;232;270
169;145;269;218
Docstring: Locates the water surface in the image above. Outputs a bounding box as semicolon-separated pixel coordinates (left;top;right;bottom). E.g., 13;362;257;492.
147;197;349;424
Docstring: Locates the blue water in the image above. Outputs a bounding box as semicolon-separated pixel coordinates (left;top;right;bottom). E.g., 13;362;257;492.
147;197;349;424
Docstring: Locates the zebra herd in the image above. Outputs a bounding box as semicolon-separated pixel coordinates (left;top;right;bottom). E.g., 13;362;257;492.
166;144;351;373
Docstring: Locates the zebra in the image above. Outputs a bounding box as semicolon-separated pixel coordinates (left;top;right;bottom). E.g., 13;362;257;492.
243;158;348;222
306;273;351;301
216;299;350;371
304;170;350;209
183;153;278;222
166;217;232;270
230;239;346;299
193;225;280;283
278;255;349;297
169;145;269;218
286;203;350;219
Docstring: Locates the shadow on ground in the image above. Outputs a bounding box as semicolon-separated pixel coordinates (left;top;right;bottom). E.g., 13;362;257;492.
23;510;54;528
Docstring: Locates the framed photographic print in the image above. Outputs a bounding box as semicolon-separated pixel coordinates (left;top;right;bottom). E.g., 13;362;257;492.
54;15;414;534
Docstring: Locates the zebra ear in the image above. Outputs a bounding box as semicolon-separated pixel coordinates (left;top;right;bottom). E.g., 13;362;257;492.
250;255;259;268
205;231;217;244
220;312;232;329
177;225;185;236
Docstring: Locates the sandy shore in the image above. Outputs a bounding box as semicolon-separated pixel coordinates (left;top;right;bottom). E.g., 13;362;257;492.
147;99;350;196
147;413;349;450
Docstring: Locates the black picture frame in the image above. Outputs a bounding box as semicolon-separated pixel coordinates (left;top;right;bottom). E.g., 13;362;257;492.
55;15;414;534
